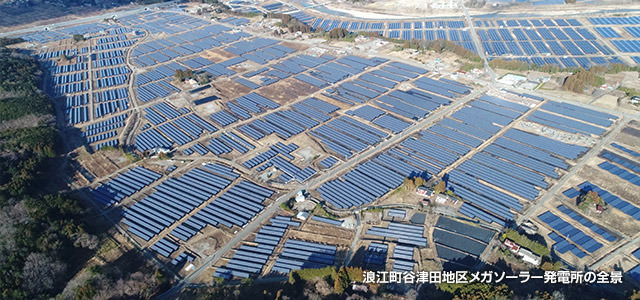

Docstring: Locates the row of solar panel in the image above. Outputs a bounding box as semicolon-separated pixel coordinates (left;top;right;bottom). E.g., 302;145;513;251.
205;132;255;155
65;93;88;108
53;72;88;85
318;156;339;169
611;40;640;53
479;27;595;42
54;82;89;96
364;242;387;266
243;143;296;168
94;39;135;51
52;63;87;74
214;216;300;279
94;99;128;118
94;138;118;150
500;56;624;70
93;57;125;69
66;106;89;125
573;182;640;221
475;18;582;28
271;239;338;275
92;50;124;61
94;66;130;79
136;80;180;102
482;40;606;57
556;205;616;242
95;34;128;45
599;161;640;186
366;222;427;247
124;164;268;241
308;18;466;31
91;167;162;207
539;210;603;253
316;84;470;209
611;143;640;157
134;114;217;151
94;87;128;102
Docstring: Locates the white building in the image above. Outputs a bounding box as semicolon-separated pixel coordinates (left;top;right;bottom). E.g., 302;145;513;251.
296;211;309;220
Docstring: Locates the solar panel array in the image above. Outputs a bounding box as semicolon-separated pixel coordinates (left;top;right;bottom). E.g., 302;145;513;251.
134;102;217;151
287;13;635;68
575;182;640;220
611;142;640;157
366;222;426;247
310;215;343;227
90;166;161;208
433;217;494;269
271;239;338;274
539;210;603;256
391;244;416;272
453;123;588;224
364;242;387;266
83;113;128;148
388;209;407;219
599;161;640;186
123;164;234;241
214;216;300;279
171;251;195;266
556;205;616;242
318;156;339;169
316;81;472;209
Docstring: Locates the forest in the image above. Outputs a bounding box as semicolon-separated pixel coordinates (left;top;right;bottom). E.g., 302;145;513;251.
0;41;98;299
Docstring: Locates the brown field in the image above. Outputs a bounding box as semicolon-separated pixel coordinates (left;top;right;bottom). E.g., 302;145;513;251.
280;41;309;52
213;79;252;99
203;49;237;62
75;148;121;179
258;78;319;104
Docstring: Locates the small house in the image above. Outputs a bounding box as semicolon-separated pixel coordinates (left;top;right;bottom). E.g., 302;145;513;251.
416;186;433;197
296;211;309;220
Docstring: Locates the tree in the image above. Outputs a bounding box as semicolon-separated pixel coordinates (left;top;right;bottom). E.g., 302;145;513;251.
433;180;446;194
541;261;563;271
73;34;85;42
195;73;211;85
281;14;292;24
413;176;426;187
0;37;24;46
334;267;349;294
438;281;512;299
328;28;349;39
21;253;66;294
174;69;194;81
403;177;415;190
578;190;604;210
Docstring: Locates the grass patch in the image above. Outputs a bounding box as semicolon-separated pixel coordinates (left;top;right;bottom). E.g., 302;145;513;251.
500;228;550;258
280;198;294;212
312;203;338;219
618;86;640;97
96;238;118;257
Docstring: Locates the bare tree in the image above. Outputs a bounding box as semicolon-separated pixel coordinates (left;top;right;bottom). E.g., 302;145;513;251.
22;252;66;294
74;233;99;250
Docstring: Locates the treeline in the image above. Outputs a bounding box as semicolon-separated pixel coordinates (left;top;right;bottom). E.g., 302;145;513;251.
278;14;312;33
0;37;24;47
489;58;571;73
394;39;481;63
424;40;482;62
327;28;357;40
490;58;640;75
562;69;605;93
0;45;95;299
